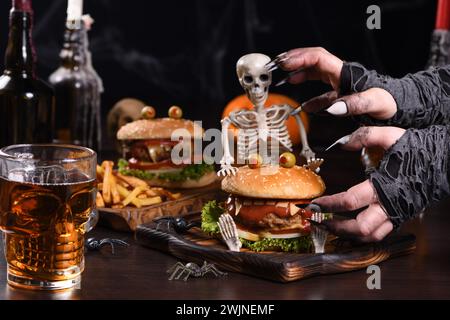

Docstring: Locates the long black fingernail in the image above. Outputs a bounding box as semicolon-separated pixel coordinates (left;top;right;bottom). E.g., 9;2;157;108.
290;105;302;116
325;135;351;151
275;69;305;87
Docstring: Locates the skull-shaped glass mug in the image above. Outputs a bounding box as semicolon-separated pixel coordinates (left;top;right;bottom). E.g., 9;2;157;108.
0;144;97;290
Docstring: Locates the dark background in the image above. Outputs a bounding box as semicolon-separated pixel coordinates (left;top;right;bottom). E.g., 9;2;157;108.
0;0;437;150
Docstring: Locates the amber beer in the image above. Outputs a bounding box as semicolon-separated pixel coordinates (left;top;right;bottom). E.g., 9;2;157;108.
0;176;95;289
0;144;97;290
361;146;385;172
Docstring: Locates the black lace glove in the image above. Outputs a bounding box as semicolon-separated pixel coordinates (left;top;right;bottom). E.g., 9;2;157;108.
340;62;450;128
370;125;450;228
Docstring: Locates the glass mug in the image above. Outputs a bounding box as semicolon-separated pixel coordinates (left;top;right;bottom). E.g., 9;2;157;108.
0;144;97;290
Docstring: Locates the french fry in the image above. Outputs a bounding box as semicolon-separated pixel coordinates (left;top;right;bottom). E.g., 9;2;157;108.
144;187;180;201
170;193;182;200
139;196;162;207
96;192;105;208
97;160;180;209
116;184;130;198
115;175;131;188
122;186;146;207
101;161;121;205
110;176;121;204
116;184;141;207
116;173;148;188
96;165;105;179
145;189;158;197
149;188;169;197
101;161;114;204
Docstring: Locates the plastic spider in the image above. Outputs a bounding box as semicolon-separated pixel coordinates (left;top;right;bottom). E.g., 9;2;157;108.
167;261;227;281
154;216;200;233
85;238;129;254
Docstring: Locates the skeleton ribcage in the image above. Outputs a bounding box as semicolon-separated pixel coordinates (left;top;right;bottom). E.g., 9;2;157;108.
266;106;293;151
230;105;293;164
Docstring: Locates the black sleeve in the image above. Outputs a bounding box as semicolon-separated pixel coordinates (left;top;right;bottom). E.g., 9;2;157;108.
340;62;450;128
369;125;450;228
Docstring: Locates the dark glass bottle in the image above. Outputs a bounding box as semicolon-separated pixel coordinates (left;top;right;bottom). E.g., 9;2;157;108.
49;16;103;150
0;0;55;147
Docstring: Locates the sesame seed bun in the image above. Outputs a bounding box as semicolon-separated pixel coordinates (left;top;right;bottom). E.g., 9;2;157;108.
221;165;325;199
117;118;203;140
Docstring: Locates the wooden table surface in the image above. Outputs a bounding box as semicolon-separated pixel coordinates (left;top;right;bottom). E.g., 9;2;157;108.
1;148;450;300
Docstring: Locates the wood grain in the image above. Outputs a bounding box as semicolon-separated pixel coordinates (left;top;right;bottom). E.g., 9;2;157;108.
136;213;416;283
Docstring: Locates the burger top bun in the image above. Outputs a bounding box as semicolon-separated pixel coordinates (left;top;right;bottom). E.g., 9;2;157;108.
117;118;203;140
222;165;325;199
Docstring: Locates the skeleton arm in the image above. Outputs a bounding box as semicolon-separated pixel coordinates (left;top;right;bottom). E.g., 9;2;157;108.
291;109;323;172
293;113;310;153
218;117;238;176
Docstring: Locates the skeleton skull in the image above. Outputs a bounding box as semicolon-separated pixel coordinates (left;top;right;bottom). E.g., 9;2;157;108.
107;98;146;153
236;53;272;107
107;98;146;141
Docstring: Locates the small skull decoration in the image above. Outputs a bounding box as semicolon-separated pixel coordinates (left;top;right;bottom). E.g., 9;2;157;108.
237;53;272;107
107;98;146;153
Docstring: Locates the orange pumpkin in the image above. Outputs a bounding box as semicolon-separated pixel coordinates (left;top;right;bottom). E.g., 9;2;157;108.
222;93;309;146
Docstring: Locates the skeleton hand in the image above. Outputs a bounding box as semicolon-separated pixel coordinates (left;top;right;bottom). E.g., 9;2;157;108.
218;214;242;252
218;164;238;177
218;156;238;176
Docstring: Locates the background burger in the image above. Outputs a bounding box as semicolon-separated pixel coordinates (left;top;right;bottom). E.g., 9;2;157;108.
117;108;216;189
202;164;326;252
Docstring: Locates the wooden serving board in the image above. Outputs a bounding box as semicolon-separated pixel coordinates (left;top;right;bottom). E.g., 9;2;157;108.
135;212;416;283
99;181;225;232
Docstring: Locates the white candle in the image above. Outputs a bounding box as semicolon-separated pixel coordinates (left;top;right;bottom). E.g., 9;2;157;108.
67;0;83;20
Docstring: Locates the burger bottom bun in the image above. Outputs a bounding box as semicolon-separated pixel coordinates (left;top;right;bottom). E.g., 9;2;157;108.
146;171;217;189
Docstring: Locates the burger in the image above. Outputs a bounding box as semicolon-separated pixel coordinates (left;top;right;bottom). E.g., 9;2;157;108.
117;110;216;189
202;164;326;252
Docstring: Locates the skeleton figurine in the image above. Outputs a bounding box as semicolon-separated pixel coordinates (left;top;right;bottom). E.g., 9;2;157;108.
218;53;322;176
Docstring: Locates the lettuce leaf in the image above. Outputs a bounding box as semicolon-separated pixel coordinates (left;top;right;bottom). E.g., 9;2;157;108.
201;200;224;235
117;159;214;182
117;159;156;180
158;163;214;182
240;237;312;253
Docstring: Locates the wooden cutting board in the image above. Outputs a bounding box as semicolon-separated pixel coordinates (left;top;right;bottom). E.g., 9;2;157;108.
135;212;416;283
98;181;225;231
